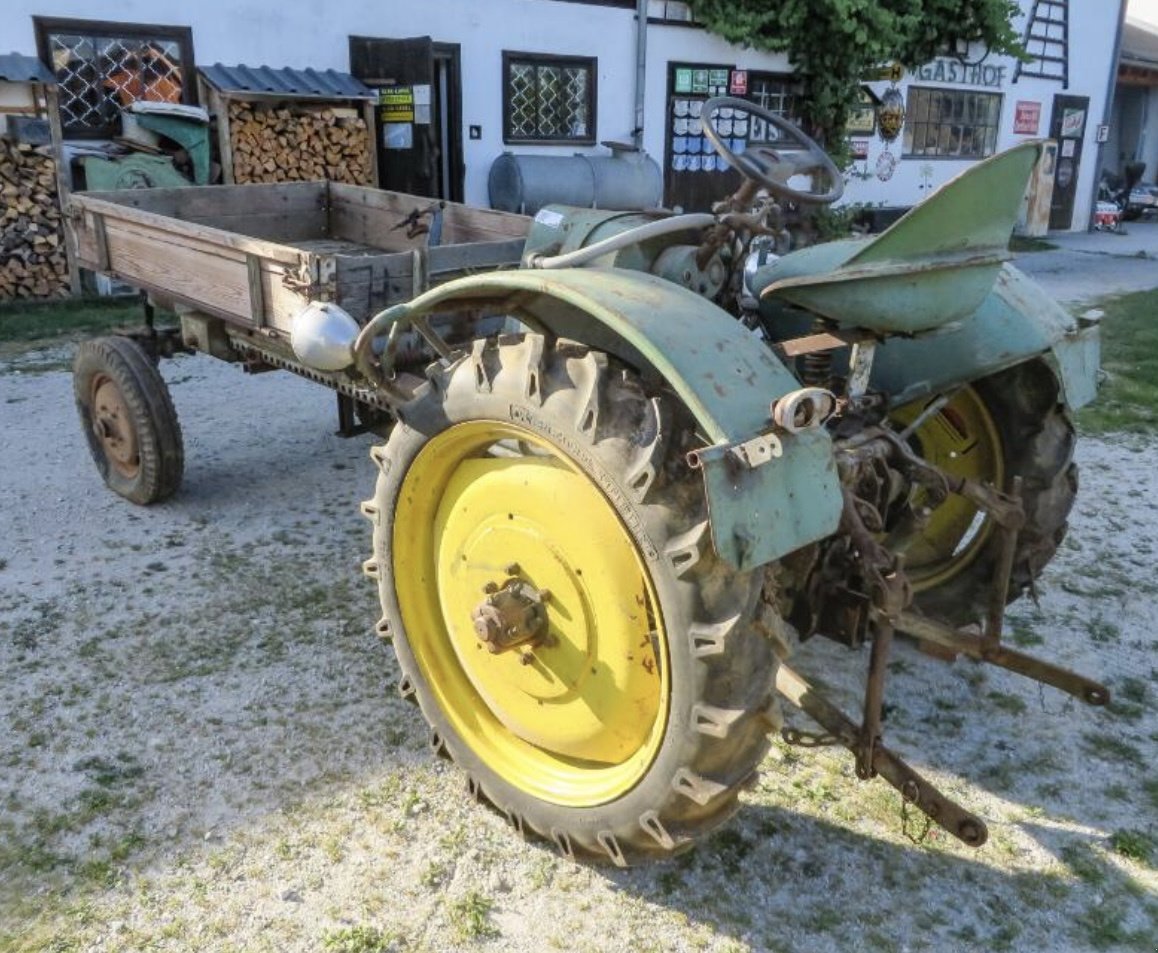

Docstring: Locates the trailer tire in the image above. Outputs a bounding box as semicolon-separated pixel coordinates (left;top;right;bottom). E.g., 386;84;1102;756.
364;334;781;865
73;336;184;505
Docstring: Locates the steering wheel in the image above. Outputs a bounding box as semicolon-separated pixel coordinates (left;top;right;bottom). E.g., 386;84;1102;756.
701;96;844;205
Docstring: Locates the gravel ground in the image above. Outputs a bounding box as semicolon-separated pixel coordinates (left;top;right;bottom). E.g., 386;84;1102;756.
1;265;1156;952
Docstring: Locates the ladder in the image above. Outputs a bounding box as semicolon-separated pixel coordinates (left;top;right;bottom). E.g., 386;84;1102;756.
1013;0;1069;88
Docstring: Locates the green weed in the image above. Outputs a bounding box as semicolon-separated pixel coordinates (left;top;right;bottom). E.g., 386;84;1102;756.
448;890;499;941
322;925;398;953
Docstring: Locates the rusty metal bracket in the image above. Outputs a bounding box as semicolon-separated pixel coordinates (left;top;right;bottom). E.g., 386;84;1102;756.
896;611;1110;706
687;431;783;471
776;663;988;847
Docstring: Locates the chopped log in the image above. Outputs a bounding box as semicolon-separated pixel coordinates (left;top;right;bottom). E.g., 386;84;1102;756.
0;137;70;300
225;99;372;186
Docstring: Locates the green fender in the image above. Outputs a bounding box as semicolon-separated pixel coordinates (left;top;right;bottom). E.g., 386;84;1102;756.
869;263;1101;410
368;267;842;570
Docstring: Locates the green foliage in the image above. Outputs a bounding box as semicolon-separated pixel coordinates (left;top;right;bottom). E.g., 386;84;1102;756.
1077;290;1158;434
322;925;397;953
448;890;499;941
686;0;1024;143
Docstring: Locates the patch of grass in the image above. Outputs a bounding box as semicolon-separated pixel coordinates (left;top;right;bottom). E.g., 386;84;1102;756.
448;890;499;941
1009;235;1057;253
1080;732;1147;767
1075;902;1152;950
322;925;398;953
1109;829;1154;866
0;296;157;347
1078;289;1158;433
986;691;1028;715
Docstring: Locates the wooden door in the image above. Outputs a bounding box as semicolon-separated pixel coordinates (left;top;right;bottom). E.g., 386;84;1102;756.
350;35;449;198
1047;93;1089;230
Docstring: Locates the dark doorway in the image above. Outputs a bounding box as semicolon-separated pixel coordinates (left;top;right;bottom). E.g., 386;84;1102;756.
349;35;463;200
1047;93;1089;230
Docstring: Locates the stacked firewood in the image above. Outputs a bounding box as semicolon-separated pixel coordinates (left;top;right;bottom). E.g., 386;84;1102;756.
0;139;68;300
227;102;372;185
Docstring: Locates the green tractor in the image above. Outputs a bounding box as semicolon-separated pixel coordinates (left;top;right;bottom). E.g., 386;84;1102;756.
349;100;1102;863
75;98;1105;866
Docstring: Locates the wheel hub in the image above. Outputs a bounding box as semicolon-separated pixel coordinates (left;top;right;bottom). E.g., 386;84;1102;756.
471;572;549;656
91;375;139;477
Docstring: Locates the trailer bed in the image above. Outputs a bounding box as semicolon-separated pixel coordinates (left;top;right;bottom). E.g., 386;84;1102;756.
68;181;530;334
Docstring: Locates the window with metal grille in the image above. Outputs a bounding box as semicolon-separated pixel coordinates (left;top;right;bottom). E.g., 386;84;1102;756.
502;52;596;145
34;16;195;138
746;74;801;144
902;87;1002;159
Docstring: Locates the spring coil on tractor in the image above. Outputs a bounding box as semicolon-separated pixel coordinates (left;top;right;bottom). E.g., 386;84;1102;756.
800;317;834;388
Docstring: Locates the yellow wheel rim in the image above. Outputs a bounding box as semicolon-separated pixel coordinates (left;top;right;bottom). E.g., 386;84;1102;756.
391;420;670;807
889;387;1005;590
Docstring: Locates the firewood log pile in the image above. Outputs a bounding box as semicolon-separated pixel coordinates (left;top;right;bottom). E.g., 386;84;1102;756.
227;101;372;185
0;138;68;301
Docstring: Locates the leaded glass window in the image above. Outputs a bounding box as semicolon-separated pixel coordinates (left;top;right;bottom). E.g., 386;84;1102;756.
34;17;195;138
503;52;596;145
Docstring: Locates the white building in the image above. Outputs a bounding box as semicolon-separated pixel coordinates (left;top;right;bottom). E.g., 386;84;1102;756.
5;0;1125;230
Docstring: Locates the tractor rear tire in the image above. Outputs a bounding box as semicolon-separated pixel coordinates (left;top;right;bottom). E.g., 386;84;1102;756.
73;336;184;505
364;334;781;865
904;358;1077;625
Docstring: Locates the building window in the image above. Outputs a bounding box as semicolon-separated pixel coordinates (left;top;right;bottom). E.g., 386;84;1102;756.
34;16;195;138
503;52;596;145
746;74;801;143
903;87;1001;159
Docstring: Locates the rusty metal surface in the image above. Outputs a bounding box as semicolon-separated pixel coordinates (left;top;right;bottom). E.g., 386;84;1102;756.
777;663;988;847
896;612;1110;705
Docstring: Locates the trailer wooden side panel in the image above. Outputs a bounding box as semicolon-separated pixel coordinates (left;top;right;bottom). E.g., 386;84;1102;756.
67;182;530;333
70;196;312;332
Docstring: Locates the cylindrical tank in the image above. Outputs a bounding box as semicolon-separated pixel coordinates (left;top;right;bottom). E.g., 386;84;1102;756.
489;145;663;214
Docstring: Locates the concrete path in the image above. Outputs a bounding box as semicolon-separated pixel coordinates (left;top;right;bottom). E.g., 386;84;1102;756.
1014;219;1158;305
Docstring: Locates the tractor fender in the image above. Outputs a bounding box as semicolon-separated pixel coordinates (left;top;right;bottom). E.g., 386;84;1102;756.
868;263;1100;410
366;267;842;571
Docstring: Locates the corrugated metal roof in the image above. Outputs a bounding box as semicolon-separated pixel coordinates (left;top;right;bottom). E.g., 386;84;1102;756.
0;52;56;84
199;63;375;100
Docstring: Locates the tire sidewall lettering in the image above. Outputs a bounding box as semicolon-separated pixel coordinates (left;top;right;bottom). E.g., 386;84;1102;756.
507;402;660;562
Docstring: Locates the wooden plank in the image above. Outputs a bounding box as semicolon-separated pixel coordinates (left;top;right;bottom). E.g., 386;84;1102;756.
73;181;329;241
70;192;307;266
361;99;379;188
246;254;266;327
334;252;414;321
45;84;82;295
427;238;526;275
72;211;309;333
329;183;530;248
214;85;235;186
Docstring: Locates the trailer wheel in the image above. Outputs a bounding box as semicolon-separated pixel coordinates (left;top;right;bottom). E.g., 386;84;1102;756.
364;334;781;865
890;358;1076;624
73;336;184;505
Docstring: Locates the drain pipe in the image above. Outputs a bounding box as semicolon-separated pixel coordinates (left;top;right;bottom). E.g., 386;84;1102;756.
633;0;648;149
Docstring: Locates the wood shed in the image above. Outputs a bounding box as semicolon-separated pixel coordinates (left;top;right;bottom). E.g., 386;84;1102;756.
197;64;378;187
